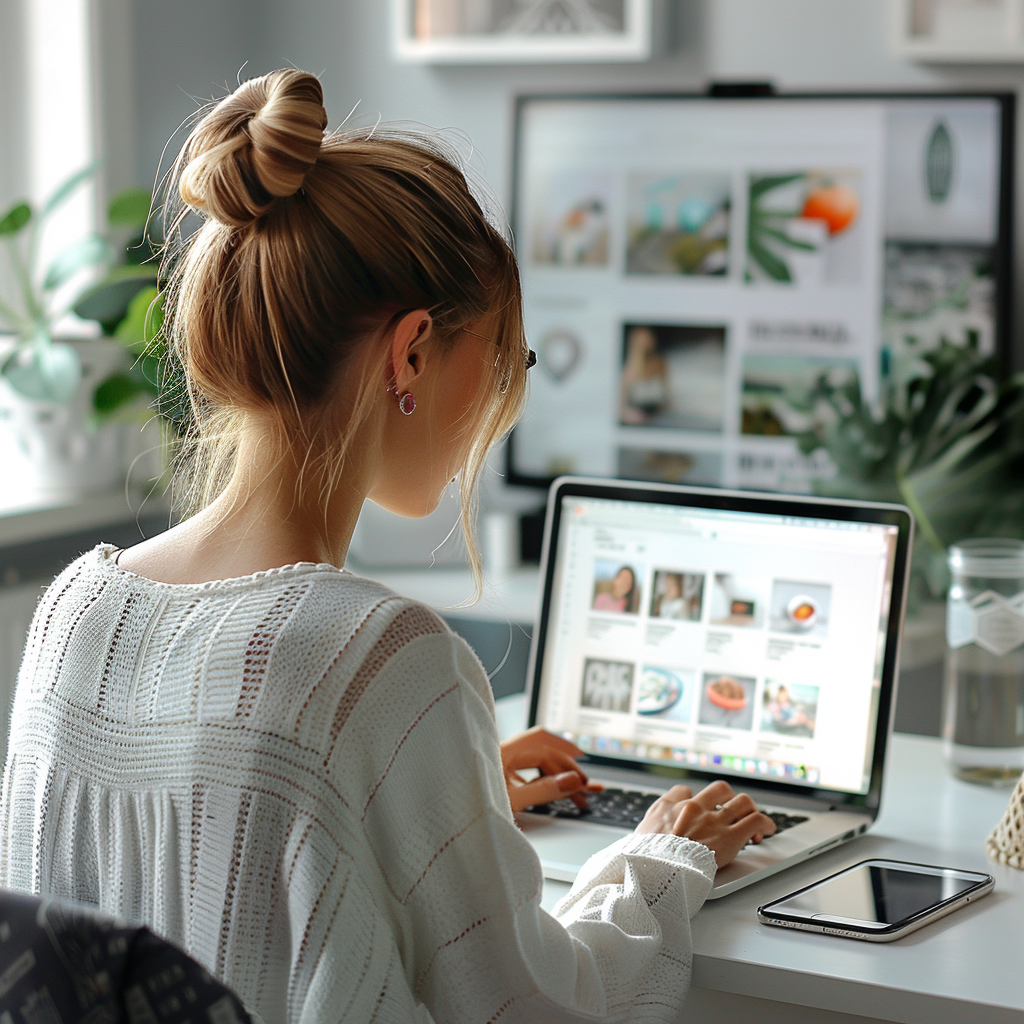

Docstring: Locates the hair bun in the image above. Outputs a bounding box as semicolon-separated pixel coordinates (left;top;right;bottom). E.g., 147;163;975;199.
178;69;328;227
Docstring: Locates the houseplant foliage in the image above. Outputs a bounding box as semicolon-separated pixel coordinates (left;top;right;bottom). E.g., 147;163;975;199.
0;166;156;403
75;199;188;437
795;340;1024;602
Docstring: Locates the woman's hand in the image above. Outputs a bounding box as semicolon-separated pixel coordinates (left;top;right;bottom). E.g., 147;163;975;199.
500;726;602;813
635;779;777;868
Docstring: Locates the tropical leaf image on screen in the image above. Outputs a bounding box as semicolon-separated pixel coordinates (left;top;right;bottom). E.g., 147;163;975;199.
746;172;860;284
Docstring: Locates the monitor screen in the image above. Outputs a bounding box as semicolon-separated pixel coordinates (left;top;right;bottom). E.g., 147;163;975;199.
532;493;901;796
508;92;1011;490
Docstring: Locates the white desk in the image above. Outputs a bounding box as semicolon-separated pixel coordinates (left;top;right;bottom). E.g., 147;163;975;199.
495;693;1024;1024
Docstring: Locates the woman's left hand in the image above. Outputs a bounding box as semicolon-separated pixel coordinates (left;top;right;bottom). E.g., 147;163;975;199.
500;726;602;813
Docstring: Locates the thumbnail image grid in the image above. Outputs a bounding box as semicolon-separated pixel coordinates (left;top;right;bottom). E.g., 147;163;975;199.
619;322;726;432
580;658;635;713
531;169;612;267
649;570;704;621
617;447;723;487
761;681;819;738
746;169;863;285
625;172;731;277
769;580;832;638
637;665;695;723
710;574;769;629
591;560;644;615
741;354;860;438
699;672;757;730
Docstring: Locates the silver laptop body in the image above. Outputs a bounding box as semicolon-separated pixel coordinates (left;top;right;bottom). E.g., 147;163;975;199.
519;477;913;898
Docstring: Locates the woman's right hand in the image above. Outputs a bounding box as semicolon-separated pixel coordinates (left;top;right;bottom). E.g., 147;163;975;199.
634;780;777;868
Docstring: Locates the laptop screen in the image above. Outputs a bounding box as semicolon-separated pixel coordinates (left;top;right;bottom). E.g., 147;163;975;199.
532;490;903;797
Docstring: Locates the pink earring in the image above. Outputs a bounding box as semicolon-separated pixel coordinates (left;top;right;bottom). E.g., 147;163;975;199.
398;392;416;415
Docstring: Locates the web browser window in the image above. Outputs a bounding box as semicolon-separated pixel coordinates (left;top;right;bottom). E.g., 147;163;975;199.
535;496;899;795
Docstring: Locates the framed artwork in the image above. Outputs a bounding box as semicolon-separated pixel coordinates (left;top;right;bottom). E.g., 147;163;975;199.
392;0;653;63
894;0;1024;60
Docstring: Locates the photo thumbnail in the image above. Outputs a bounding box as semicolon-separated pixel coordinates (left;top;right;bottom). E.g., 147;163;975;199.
581;658;635;714
626;172;731;277
741;354;859;437
746;170;863;285
761;681;819;739
649;570;704;621
882;242;995;362
710;574;769;629
619;322;726;432
698;672;757;731
637;665;695;723
617;447;723;487
769;580;832;638
592;559;644;615
531;169;612;267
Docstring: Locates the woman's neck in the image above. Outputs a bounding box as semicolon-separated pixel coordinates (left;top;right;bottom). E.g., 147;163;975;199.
116;442;367;585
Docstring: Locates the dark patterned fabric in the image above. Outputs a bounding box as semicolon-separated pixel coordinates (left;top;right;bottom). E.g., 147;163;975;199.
0;889;251;1023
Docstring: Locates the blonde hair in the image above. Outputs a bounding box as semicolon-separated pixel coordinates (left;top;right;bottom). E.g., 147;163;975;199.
160;69;528;589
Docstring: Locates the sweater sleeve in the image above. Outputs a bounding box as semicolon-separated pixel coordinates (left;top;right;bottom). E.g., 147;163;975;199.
358;625;716;1024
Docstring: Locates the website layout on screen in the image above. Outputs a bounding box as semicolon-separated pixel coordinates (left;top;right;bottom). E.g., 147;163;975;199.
535;497;899;795
514;96;1002;492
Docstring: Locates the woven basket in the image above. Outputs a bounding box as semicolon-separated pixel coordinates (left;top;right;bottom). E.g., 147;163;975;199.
986;771;1024;869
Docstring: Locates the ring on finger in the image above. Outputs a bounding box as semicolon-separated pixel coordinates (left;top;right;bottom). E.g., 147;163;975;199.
714;804;724;811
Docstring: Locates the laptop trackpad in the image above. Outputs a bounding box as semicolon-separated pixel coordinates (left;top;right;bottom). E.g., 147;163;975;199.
517;813;631;883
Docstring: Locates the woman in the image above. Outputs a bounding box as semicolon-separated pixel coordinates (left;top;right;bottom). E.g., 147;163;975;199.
592;564;636;613
0;71;773;1023
619;325;669;425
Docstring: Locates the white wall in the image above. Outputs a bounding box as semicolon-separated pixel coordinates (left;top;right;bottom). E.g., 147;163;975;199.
131;0;269;192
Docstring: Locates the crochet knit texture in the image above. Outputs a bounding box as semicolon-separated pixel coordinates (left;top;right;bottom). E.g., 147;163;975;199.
0;545;716;1023
987;771;1024;869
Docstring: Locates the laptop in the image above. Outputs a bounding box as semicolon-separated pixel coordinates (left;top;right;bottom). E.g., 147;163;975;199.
518;477;913;898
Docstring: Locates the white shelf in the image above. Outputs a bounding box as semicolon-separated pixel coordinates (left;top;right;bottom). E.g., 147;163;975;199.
894;0;1024;62
0;489;170;548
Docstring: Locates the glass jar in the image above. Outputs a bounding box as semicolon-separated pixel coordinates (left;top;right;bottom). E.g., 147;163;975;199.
944;539;1024;784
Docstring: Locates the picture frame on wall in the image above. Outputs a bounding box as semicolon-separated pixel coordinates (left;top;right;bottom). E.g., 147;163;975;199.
392;0;653;63
894;0;1024;61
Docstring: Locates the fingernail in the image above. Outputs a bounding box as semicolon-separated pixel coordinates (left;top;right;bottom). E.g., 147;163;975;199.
557;772;581;792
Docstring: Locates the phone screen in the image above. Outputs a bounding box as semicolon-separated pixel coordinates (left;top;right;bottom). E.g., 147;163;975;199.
767;861;984;926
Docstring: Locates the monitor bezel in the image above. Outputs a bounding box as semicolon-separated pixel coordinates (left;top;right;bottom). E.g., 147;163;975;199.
506;88;1015;490
524;476;914;815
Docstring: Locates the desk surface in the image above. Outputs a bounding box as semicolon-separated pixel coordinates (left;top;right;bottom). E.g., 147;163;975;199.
494;693;1023;1024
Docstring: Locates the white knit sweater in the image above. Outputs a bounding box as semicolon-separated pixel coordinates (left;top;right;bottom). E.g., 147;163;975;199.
0;545;716;1023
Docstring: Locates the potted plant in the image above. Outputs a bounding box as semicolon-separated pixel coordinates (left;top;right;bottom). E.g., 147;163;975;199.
795;339;1024;607
0;167;157;506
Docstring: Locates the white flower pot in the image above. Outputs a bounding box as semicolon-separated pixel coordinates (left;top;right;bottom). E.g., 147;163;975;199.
0;337;132;509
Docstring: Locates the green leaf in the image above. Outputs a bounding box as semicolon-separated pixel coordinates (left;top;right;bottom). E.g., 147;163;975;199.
42;235;112;291
756;224;818;252
748;238;792;282
92;369;154;414
0;341;81;402
0;203;32;236
73;265;159;325
750;173;806;200
41;162;99;218
107;189;152;229
114;286;163;348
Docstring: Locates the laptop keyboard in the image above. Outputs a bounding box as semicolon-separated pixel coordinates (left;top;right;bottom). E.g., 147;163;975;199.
525;787;809;836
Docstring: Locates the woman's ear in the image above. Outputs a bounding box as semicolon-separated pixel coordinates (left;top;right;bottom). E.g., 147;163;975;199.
389;309;434;392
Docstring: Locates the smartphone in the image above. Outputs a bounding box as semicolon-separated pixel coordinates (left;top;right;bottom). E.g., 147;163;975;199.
757;858;994;942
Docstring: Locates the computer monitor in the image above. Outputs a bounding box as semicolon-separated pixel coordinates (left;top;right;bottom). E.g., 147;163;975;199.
507;91;1013;492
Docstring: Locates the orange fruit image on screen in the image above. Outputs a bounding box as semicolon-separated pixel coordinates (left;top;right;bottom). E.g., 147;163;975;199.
792;602;814;621
802;183;858;235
